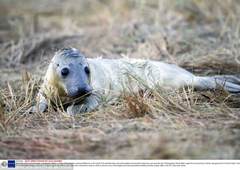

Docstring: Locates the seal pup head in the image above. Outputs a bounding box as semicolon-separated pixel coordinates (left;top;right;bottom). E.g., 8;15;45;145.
47;47;92;98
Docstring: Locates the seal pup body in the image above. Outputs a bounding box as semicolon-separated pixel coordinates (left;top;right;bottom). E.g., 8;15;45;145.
33;48;240;114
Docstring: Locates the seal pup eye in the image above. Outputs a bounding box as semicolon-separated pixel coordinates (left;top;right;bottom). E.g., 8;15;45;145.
61;67;69;77
84;66;90;74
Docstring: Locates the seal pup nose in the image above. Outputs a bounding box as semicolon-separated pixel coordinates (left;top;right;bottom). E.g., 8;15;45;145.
77;86;92;96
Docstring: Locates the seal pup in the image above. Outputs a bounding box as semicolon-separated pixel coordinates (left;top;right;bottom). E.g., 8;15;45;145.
32;48;240;115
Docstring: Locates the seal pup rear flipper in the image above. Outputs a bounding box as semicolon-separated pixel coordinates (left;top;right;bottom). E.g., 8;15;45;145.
194;75;240;93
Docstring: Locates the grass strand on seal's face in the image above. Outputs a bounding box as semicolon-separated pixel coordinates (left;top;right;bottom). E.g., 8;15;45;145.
31;47;240;115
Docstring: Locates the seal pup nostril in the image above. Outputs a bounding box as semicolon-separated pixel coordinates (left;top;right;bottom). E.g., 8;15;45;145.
84;86;93;93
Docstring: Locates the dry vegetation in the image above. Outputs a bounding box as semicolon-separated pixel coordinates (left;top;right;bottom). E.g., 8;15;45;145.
0;0;240;159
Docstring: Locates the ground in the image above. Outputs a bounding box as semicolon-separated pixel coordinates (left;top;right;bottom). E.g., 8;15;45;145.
0;0;240;159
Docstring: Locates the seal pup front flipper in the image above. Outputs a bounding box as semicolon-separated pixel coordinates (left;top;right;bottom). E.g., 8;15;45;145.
67;93;101;115
29;92;48;113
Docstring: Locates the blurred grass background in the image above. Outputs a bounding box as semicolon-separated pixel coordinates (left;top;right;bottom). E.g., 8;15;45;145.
1;0;240;71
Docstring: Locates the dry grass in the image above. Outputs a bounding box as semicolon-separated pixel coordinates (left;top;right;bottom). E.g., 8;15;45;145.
0;0;240;159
